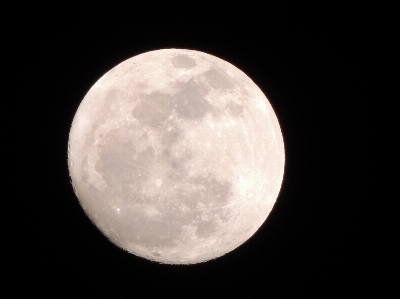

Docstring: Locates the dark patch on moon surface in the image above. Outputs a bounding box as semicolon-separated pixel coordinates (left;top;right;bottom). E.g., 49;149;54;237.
190;173;232;206
173;79;212;120
132;78;213;127
113;205;184;248
196;220;218;237
94;127;155;200
171;55;197;69
161;127;181;148
225;101;244;117
132;92;174;127
202;66;235;90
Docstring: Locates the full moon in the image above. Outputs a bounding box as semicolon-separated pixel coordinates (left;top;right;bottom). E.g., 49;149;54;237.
68;49;285;264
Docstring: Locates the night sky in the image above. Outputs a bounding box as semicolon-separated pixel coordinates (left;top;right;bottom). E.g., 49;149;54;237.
2;2;394;297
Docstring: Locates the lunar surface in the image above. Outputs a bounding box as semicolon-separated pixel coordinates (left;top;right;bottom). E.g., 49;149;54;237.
68;49;285;264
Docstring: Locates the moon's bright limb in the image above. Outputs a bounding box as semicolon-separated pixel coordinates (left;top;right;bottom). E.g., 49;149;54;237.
68;49;285;264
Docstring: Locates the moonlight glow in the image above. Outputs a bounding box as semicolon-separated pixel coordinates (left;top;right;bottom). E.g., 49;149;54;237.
68;49;285;264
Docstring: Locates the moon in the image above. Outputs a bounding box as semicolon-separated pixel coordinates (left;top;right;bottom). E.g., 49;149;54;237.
68;49;285;264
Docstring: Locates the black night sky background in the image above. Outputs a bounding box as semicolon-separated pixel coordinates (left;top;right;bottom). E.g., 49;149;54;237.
2;1;395;297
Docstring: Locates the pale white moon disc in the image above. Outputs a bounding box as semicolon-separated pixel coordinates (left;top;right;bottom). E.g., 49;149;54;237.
68;49;285;264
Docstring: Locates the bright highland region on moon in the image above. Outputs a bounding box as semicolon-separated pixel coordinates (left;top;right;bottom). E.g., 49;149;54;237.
68;49;285;264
